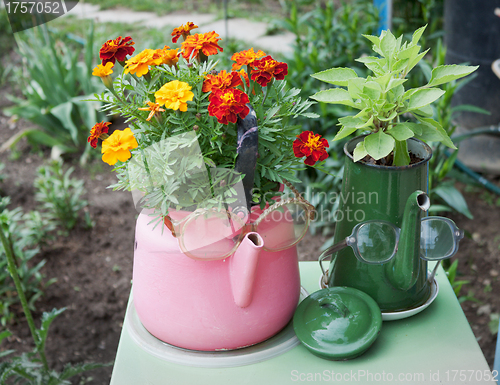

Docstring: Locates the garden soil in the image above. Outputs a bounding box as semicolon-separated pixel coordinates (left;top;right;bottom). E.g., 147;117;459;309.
1;113;499;383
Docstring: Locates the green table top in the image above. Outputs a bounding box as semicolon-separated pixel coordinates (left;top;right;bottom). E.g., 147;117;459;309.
110;262;498;385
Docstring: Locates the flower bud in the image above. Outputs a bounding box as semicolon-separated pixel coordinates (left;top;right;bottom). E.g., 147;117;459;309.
193;125;199;131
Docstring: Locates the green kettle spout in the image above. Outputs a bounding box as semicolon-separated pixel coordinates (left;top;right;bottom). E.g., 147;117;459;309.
386;191;430;291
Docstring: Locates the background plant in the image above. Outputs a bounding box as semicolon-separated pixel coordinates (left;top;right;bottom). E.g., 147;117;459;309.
0;215;105;384
278;0;378;234
34;161;88;233
3;23;105;163
0;197;55;327
310;26;477;166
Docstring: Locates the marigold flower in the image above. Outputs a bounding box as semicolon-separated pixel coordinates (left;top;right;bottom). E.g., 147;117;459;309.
124;48;163;77
202;70;242;95
154;80;194;112
100;36;135;65
239;69;250;88
231;48;266;71
293;131;329;166
101;127;138;165
208;88;250;125
251;55;288;87
138;101;166;121
88;121;111;148
92;62;114;77
156;46;180;66
181;31;223;60
171;22;198;43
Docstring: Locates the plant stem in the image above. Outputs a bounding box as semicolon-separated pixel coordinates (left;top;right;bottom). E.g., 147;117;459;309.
0;225;50;371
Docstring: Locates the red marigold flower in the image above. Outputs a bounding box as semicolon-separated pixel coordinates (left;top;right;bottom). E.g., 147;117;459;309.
202;70;243;95
293;131;329;166
181;31;223;60
100;36;135;65
231;48;266;71
250;55;288;87
171;22;198;43
208;88;250;125
88;121;111;148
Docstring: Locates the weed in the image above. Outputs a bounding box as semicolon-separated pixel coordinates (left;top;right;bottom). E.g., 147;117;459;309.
0;220;107;383
489;313;499;336
34;161;88;233
0;198;55;326
446;259;470;298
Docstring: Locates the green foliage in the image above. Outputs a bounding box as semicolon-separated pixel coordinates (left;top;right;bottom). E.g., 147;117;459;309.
0;198;55;326
0;162;5;184
0;307;107;384
311;25;478;166
392;0;444;41
419;40;487;218
3;24;105;162
279;0;379;136
0;8;14;81
34;161;88;233
0;215;107;384
278;0;378;233
444;259;481;304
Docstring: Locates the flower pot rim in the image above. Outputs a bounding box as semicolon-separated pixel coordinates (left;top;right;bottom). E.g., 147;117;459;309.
343;135;432;170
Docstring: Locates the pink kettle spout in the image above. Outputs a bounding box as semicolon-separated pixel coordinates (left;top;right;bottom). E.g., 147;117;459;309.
230;232;264;308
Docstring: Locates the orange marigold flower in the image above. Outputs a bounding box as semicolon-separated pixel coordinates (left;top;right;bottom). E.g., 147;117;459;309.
202;70;243;95
124;49;163;77
156;46;180;66
208;88;250;125
231;48;266;71
92;62;114;77
154;80;194;112
181;31;223;60
101;127;138;165
88;121;111;149
251;55;288;87
171;22;198;43
293;131;329;166
138;101;166;121
100;36;135;65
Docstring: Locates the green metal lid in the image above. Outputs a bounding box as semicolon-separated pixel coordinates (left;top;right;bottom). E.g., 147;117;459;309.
293;286;382;360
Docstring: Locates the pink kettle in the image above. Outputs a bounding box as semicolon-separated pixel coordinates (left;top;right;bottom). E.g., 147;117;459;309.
132;209;301;351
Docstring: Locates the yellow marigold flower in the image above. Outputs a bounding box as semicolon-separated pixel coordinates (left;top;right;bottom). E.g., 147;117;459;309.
124;48;163;77
92;62;114;77
138;101;166;121
154;80;194;112
156;46;180;66
101;127;138;165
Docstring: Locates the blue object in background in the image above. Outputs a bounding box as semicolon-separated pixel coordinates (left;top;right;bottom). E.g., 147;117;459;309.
374;0;392;33
495;328;500;377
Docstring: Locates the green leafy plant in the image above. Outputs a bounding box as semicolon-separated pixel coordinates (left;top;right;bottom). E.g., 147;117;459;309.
279;0;379;136
34;161;88;233
310;25;478;166
3;23;105;163
0;216;106;384
0;198;55;327
418;40;488;219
